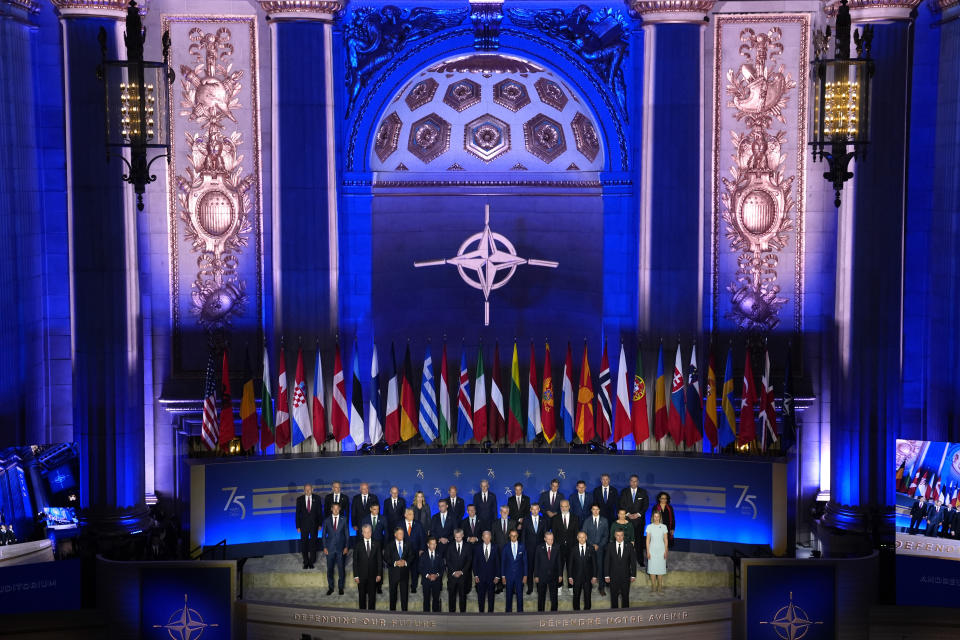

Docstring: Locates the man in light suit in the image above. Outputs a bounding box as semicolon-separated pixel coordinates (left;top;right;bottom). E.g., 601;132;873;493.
473;479;498;523
593;474;619;523
569;480;594;522
419;537;445;612
604;529;637;608
445;529;472;612
295;484;321;569
538;478;564;520
322;503;349;595
353;524;382;610
522;503;547;594
401;507;426;594
382;486;407;533
500;529;527;612
473;530;500;613
568;530;597;610
384;526;414;611
533;531;562;611
581;503;609;596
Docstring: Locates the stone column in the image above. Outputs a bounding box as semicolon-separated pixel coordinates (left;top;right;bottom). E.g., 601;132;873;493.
631;1;714;337
53;0;149;535
828;0;920;518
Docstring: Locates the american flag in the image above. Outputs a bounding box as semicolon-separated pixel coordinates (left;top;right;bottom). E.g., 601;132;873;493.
201;350;219;450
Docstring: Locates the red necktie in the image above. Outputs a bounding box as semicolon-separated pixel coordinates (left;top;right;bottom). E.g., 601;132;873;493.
547;547;551;560
407;522;411;535
307;497;311;512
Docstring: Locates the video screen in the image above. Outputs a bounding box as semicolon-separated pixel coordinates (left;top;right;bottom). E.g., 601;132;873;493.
42;506;78;530
0;443;80;543
894;439;960;607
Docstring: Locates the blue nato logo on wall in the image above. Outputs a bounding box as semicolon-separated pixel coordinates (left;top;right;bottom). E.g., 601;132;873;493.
201;454;776;547
745;564;836;640
141;566;231;639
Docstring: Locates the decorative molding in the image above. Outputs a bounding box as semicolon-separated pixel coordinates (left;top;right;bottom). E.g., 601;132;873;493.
258;1;345;22
373;178;604;189
51;0;132;18
937;0;960;10
429;53;542;75
469;0;503;50
2;0;40;14
821;0;921;21
629;1;716;24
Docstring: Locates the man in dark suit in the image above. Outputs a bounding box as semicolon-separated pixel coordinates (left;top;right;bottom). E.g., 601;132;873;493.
952;506;960;540
500;529;527;612
908;496;927;534
419;537;445;612
508;483;531;527
430;499;455;556
604;529;637;608
538;478;564;520
401;507;426;593
522;503;547;594
295;484;321;569
533;531;562;611
473;530;500;613
569;480;594;522
353;524;382;610
447;486;466;523
492;504;517;550
925;500;946;537
552;500;579;593
461;504;485;545
593;473;619;523
941;505;956;538
568;531;597;610
382;486;406;533
360;503;387;546
582;503;609;596
473;479;498;523
351;483;379;536
384;526;414;611
324;481;350;521
322;503;349;595
619;474;649;562
445;529;472;612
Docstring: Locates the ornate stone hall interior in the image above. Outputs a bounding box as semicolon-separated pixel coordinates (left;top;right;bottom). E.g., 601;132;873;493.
0;0;958;638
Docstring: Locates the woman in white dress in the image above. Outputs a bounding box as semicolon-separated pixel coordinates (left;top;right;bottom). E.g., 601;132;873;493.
645;511;669;592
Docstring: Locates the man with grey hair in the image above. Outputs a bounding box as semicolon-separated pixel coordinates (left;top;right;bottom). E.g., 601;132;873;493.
353;523;382;609
295;483;320;569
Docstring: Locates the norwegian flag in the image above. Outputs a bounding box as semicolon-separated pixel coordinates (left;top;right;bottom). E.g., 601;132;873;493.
200;350;219;451
596;343;612;443
274;347;291;449
331;343;349;442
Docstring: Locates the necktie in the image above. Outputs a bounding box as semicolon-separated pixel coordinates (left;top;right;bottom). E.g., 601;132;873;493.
363;495;367;506
594;517;598;529
564;514;568;527
580;494;584;508
485;545;489;560
334;494;339;503
442;513;446;527
503;520;507;533
632;489;636;501
393;498;397;509
551;492;555;505
533;517;537;530
471;517;475;528
366;539;370;553
483;493;487;502
399;542;403;556
547;546;551;560
372;516;377;527
604;487;608;501
334;516;338;530
307;496;311;511
430;551;434;561
618;543;622;558
581;546;585;558
407;522;412;535
513;542;517;557
457;543;461;554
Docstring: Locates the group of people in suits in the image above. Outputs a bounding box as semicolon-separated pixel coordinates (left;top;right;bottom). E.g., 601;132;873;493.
908;496;960;538
0;524;16;545
295;473;675;612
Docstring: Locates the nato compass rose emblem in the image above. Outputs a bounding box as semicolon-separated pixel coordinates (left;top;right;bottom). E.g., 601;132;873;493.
153;593;218;640
414;204;558;326
759;591;823;640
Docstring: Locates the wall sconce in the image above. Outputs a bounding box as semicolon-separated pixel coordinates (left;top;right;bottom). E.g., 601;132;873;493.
97;1;174;211
809;0;874;207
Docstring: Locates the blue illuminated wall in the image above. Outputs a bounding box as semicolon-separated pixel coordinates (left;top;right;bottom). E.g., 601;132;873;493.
194;452;783;548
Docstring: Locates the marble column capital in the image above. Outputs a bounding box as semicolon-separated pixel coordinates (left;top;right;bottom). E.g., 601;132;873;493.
821;0;921;23
629;1;715;25
51;0;133;19
258;1;345;22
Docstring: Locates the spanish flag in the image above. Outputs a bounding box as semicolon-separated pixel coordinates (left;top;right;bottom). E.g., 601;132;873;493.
400;344;417;441
575;342;595;443
507;342;524;444
654;343;668;441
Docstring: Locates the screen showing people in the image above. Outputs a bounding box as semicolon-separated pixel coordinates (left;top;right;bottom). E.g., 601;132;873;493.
295;474;675;611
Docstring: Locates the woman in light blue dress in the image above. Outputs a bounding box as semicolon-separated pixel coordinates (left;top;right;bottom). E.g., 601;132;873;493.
644;511;669;592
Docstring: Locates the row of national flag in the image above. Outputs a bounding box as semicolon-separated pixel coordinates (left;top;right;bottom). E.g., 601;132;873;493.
200;340;798;454
901;469;960;507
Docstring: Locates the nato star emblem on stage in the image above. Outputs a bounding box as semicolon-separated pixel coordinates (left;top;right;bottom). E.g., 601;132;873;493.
153;593;218;640
759;591;823;640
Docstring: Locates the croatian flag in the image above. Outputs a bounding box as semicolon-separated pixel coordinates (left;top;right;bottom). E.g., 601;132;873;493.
292;348;312;448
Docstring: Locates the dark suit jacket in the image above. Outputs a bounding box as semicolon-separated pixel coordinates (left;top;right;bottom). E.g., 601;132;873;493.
400;519;426;553
447;496;466;522
582;515;609;548
430;511;456;542
383;539;415;582
492;517;518;549
382;496;407;530
569;492;594;521
909;501;927;520
551;513;580;549
353;538;382;580
461;516;486;542
324;492;350;520
445;541;473;578
351;493;380;530
473;491;498;523
567;545;597;583
419;548;445;583
618;487;649;521
359;514;387;545
538;490;565;516
507;494;531;522
296;494;321;531
473;543;500;583
927;504;946;527
533;543;562;581
592;485;620;522
500;542;527;581
522;515;547;552
322;514;349;553
604;542;637;582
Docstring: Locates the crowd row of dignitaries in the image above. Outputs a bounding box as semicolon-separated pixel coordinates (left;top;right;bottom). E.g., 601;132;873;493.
295;475;676;612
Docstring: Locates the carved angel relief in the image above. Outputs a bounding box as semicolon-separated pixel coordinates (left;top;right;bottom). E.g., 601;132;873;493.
721;27;796;332
176;27;254;330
